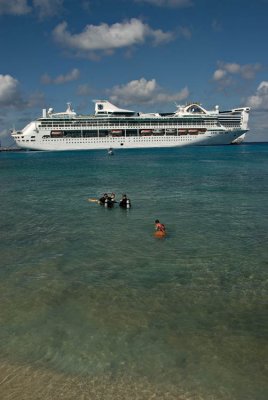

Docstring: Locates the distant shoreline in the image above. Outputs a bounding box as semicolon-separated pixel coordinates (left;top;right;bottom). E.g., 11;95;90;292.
0;147;23;152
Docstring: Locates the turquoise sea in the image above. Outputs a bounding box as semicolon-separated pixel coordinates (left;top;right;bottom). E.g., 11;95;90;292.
0;144;267;400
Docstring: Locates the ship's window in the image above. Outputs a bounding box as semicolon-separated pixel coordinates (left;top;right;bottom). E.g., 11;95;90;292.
98;104;103;110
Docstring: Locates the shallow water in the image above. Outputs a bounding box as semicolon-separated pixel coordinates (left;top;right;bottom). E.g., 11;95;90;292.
0;145;267;399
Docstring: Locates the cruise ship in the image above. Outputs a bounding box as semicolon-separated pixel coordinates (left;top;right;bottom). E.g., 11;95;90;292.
11;100;250;151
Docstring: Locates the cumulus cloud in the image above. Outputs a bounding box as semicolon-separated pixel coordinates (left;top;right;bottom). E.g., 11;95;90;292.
0;0;64;17
0;74;23;107
213;62;262;83
41;68;80;84
52;19;174;56
0;0;31;15
135;0;193;7
0;73;45;111
212;69;226;81
108;77;189;106
246;81;268;111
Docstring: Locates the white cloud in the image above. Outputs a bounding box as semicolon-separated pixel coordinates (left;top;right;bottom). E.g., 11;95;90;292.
0;0;31;15
0;0;64;17
135;0;193;7
0;74;45;111
247;81;268;110
213;62;262;83
0;74;22;106
223;63;241;75
41;68;80;84
213;69;227;81
108;77;189;106
52;19;174;56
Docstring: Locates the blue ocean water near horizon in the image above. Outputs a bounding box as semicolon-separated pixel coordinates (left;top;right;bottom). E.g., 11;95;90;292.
0;144;267;399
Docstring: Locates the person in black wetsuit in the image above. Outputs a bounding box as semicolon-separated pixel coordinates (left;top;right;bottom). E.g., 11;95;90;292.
119;194;131;208
99;193;108;205
99;193;116;208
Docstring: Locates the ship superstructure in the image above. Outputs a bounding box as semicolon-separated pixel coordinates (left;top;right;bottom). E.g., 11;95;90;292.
11;100;250;151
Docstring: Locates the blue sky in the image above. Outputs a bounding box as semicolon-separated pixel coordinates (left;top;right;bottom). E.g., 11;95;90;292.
1;0;268;145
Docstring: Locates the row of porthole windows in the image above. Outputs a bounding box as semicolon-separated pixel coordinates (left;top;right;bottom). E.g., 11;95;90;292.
40;122;216;129
17;140;36;142
41;138;194;143
42;133;203;140
42;136;196;141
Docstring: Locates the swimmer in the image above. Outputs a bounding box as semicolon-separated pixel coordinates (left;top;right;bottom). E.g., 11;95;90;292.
155;219;166;232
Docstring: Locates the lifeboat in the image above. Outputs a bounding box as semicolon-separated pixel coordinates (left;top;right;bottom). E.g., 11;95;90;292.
188;129;198;134
110;129;123;137
166;128;176;133
50;130;64;137
140;129;152;135
178;129;187;134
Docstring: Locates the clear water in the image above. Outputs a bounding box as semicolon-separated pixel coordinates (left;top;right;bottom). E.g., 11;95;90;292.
0;145;267;399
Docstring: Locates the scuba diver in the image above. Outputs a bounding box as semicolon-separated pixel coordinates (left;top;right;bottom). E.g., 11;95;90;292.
99;193;116;208
119;194;131;209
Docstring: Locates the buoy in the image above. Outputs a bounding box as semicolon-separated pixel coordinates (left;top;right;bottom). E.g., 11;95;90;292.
154;230;166;238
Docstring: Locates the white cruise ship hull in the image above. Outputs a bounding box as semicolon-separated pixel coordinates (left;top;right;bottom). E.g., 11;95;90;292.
11;100;250;151
13;129;247;151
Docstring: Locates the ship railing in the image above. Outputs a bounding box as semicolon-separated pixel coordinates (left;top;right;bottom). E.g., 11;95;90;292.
52;119;220;128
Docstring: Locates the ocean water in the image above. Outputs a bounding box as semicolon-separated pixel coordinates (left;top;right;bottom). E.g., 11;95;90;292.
0;144;267;400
